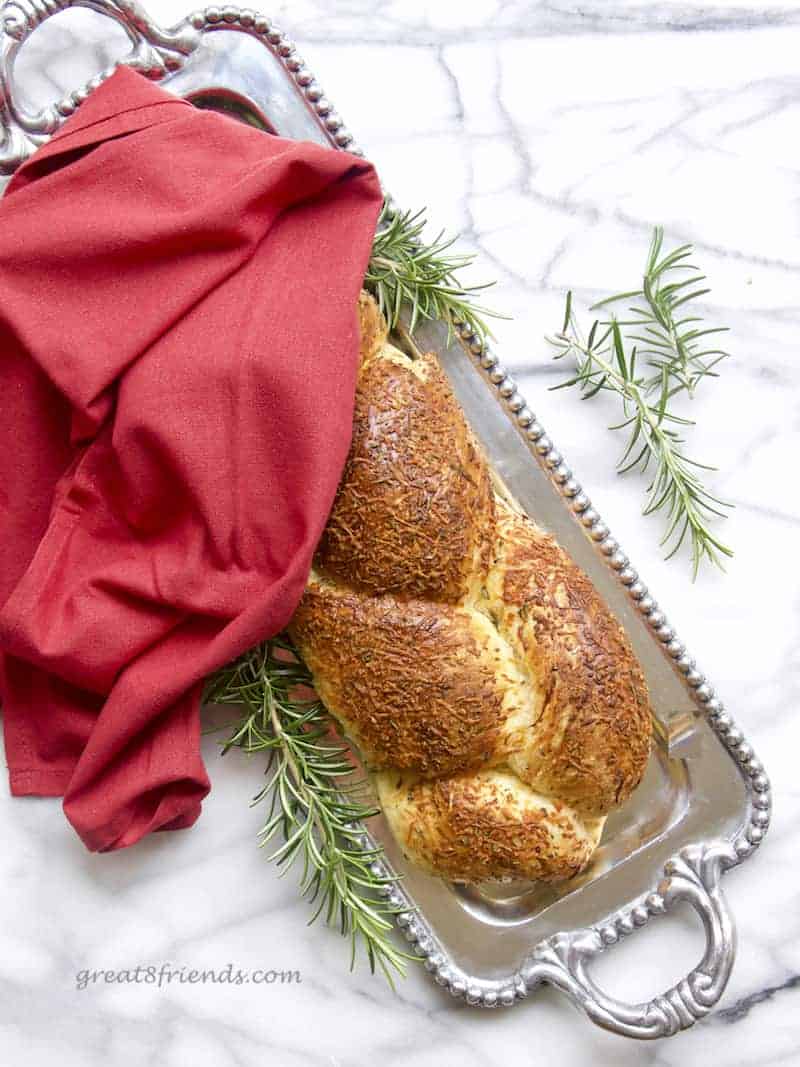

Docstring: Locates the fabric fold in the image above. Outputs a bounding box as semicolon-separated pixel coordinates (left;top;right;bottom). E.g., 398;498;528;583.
0;65;382;851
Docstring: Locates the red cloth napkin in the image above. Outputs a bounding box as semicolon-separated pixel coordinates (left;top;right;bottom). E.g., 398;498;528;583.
0;66;381;851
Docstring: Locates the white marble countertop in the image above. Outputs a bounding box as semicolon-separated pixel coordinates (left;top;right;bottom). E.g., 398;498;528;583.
2;1;799;1063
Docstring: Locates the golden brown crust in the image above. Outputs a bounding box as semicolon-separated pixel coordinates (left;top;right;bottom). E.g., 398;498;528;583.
289;579;535;778
357;290;387;364
314;346;494;602
376;769;604;884
287;292;653;885
489;500;651;817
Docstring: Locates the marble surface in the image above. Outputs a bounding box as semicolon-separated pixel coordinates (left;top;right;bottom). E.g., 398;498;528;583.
2;1;799;1063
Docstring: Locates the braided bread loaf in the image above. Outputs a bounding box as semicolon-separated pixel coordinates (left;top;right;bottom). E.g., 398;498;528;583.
288;293;652;885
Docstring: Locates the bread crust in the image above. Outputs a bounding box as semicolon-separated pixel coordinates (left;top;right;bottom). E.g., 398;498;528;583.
491;501;652;817
291;581;536;778
288;293;652;884
314;346;493;602
376;769;604;884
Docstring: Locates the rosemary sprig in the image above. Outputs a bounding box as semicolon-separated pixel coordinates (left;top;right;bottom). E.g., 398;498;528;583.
593;226;730;404
365;200;503;345
205;636;416;987
550;291;733;578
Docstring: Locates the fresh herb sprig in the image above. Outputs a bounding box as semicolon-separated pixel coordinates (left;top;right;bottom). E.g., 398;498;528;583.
205;636;415;987
594;226;730;404
365;200;503;345
550;260;733;578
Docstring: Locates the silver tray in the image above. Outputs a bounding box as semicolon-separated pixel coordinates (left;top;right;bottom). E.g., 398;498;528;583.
0;0;771;1040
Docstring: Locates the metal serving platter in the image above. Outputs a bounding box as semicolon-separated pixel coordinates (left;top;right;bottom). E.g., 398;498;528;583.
0;0;771;1039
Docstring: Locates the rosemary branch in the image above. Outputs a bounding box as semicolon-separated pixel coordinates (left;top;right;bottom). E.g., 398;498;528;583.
550;290;733;578
205;636;416;987
593;226;730;404
365;200;504;345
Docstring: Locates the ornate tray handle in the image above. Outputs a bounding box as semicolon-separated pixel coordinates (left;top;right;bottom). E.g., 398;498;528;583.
0;0;349;174
0;0;201;171
523;843;737;1038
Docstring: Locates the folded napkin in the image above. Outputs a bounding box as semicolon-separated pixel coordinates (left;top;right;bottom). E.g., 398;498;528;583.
0;65;381;851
